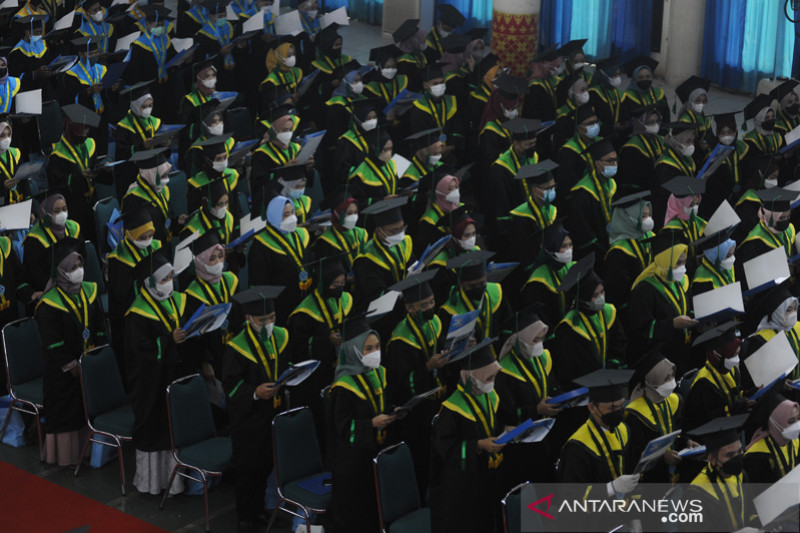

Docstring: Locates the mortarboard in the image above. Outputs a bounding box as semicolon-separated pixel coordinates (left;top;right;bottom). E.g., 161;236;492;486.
192;55;218;77
692;226;736;254
744;94;773;122
687;413;748;452
611;190;650;209
584;138;615;161
404;127;444;152
199;0;226;15
272;163;307;183
436;204;475;231
558;252;597;294
70;36;102;54
756;187;795;212
50;237;83;275
440;34;472;54
447;250;495;282
501;304;547;335
369;44;401;64
573;369;635;403
573;103;597;124
712;110;739;131
119;80;153;100
466;27;488;41
504;118;543;141
594;56;620;77
662;121;696;135
692;320;739;349
622;54;659;77
341;311;385;341
62;104;100;128
769;79;799;103
189;230;220;255
436;3;465;28
119;204;153;231
232;285;284;316
201;98;233;125
422;62;446;82
317;23;342;49
361;195;408;226
675;75;711;104
514;160;558;185
388;268;438;303
132;250;170;284
198;133;233;157
128;147;169;168
494;74;529;97
457;337;500;370
628;349;669;395
559;39;587;59
14;15;47;27
140;4;174;22
661;176;706;197
532;43;561;63
204;176;229;204
629;104;660;120
392;18;419;44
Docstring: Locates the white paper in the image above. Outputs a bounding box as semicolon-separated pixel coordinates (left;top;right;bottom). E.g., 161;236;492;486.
242;11;263;33
744;331;798;388
692;282;744;319
110;0;128;7
0;200;32;231
704;200;741;236
367;291;400;317
744;247;790;290
115;32;141;53
320;6;349;29
0;0;19;8
14;89;41;115
52;10;75;32
226;4;237;20
785;124;800;149
239;214;266;235
173;231;200;274
392;154;412;178
754;464;800;527
295;131;325;165
171;37;194;53
275;10;303;36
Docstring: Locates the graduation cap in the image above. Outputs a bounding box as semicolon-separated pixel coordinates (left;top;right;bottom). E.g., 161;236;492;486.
436;204;475;232
744;94;773;122
436;3;465;28
573;103;597;124
769;79;799;103
422;62;446;82
466;27;488;41
532;43;561;63
628;348;669;395
583;138;615;161
62;104;100;128
201;98;233;125
504;118;543;141
622;54;658;77
661;121;696;135
192;55;218;77
661;176;706;197
369;44;401;64
515;160;558;185
404;127;444;152
440;34;472;54
687;413;748;452
204;176;230;204
712;110;739;131
692;226;736;255
266;102;296;123
594;56;620;77
756;187;795;212
14;15;47;28
649;228;687;257
675;75;711;104
558;252;596;293
198;133;233;157
341;311;386;341
446;250;495;282
119;80;153;101
753;282;795;326
132;249;171;284
629;103;660;120
456;337;500;370
692;320;739;349
392;18;419;43
189;229;220;255
542;219;570;254
199;0;226;15
119;204;153;232
70;35;102;54
611;190;650;209
559;39;587;59
272;163;307;184
140;4;173;21
494;74;529;97
232;285;284;317
573;369;635;403
388;268;438;304
748;388;792;435
502;304;547;336
128;147;169;168
317;23;342;50
49;237;83;277
361;195;408;226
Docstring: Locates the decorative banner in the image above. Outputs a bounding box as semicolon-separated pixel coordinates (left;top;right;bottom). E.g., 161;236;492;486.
492;10;538;77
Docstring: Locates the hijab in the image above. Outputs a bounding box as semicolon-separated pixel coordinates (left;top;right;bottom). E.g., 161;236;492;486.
703;238;736;268
130;92;152;117
194;241;225;284
632;243;688;289
499;319;548;359
627;65;653;93
758;206;788;232
331;67;362;97
397;28;426;54
139;159;173;191
331;195;357;231
318;27;341;57
45;251;82;294
608;199;651;244
630;358;675;402
632;109;659;136
266;195;292;234
757;296;798;333
706;336;742;372
41;193;67;239
678;87;708;118
479;88;519;130
335;329;379;379
434;175;459;212
664;194;698;225
755;105;774;136
145;261;173;302
195;65;216;96
749;399;800;448
266;42;293;73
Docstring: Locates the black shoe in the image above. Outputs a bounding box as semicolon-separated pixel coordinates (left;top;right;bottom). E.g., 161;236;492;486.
238;520;255;532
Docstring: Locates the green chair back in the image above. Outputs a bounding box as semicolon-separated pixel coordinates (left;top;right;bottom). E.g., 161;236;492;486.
83;240;106;294
375;443;420;525
167;375;215;449
2;318;43;387
167;172;188;219
225;107;254;141
679;368;698;400
93;196;119;257
274;407;324;488
80;346;125;418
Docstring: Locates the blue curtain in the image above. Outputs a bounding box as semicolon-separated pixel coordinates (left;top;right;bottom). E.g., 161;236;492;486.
701;0;745;90
435;0;493;29
609;0;652;58
347;0;382;25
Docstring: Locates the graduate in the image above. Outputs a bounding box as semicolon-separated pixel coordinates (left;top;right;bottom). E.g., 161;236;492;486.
324;62;369;153
588;57;624;140
23;194;81;294
178;57;219;135
746;283;800;381
701;111;749;218
619;55;669;122
347;126;398;206
121;148;175;243
660;176;708;261
272;164;312;224
691;227;737;295
184;99;235;174
743;390;800;484
250;104;301;212
398;126;444;194
506;160;558;269
553;39;591;105
178;0;210;39
616;105;665;196
193;0;238;80
520;221;575;327
742;93;784;158
221;285;289;531
429;340;505;533
36;238;107;466
331;99;382;187
297;0;320;41
555;103;600;200
736;188;797;278
686;414;751;532
733;155;778;244
652;122;697;223
115;81;165;193
414;170;462;256
394;19;428;93
312;190;369;273
553;69;590;148
124;5;178;111
64;37;108;116
0;118;27;205
364;44;408;108
75;0;116;54
182;176;236;246
187;134;240;212
408;63;462;159
424;3;465;63
9;16;55;95
426;206;481;304
247;194;311;322
0;58;21;114
309;24;352;106
125;252;187;496
523;44;562;122
771;79;800;135
477;74;529;175
675;75;712;159
260;41;303;104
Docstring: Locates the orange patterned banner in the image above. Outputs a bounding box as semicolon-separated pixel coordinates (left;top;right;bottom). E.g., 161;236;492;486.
492;11;538;76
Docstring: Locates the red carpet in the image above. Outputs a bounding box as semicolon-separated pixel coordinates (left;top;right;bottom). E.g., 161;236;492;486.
0;461;167;533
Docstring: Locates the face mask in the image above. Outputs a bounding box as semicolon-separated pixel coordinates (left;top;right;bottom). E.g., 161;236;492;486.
330;48;342;58
438;27;451;38
152;26;165;36
445;189;460;204
554;248;573;264
609;75;622;88
655;378;676;398
601;164;618;178
780;311;798;330
720;255;735;271
420;308;436;322
378;150;392;163
428;154;442;166
586;294;605;312
306;9;317;18
724;355;739;370
65;267;84;285
671;265;687;282
53;211;68;226
275;131;293;145
520;340;544;359
0;138;10;152
719;134;735;145
215;17;226;27
585;123;601;138
283;55;296;68
134;236;153;249
360;118;377;132
464;286;485;302
764;178;779;189
542;188;556;203
571;62;586;70
324;285;343;300
720;454;743;476
383;229;405;247
212;159;228;173
762;119;776;131
575;91;590;105
200;77;217;91
288;187;305;200
262;322;275;338
637;79;652;91
788;103;800;115
342;213;358;230
781;421;800;441
138;106;153;118
349;81;364;95
280;214;297;232
360;349;381;369
600;409;624;429
211;205;227;219
470;375;494;395
429;83;446;98
381;67;397;80
502;106;519;120
157;280;174;299
0;68;6;77
458;236;476;250
208;123;224;136
692;102;705;113
641;216;655;233
681;144;695;158
91;11;104;22
645;124;660;135
683;205;699;217
30;35;43;43
203;261;224;276
774;218;791;232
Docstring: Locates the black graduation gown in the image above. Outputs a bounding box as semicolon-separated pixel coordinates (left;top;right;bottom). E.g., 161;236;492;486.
686;467;748;533
120;188;173;244
46;140;99;241
568;180;613;262
23;224;83;293
743;436;798;484
624;395;683;483
617;135;663;197
122;43;178;120
556;143;589;202
684;364;744;430
0;242;29;327
603;239;651;320
331;130;373;187
8;44;55;95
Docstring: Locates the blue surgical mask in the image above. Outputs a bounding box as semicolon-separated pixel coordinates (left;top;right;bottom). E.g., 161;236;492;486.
543;188;556;203
585;123;600;138
152;25;165;36
216;17;226;27
288;187;305;200
30;35;43;43
601;164;618;178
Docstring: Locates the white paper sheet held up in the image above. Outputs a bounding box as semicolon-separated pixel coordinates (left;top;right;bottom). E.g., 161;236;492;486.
243;11;263;33
392;154;412;178
744;331;798;388
692;282;744;319
115;32;141;53
275;10;303;36
320;6;349;28
295;131;325;164
14;90;42;115
0;200;32;231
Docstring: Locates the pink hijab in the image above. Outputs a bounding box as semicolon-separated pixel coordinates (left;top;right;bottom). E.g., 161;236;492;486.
664;194;699;226
195;243;226;284
748;399;799;448
435;175;459;212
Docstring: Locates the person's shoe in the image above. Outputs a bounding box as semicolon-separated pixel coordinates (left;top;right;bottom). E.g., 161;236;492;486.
238;520;255;532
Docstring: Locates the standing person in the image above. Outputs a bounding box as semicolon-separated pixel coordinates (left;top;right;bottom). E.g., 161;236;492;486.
222;286;290;532
36;238;107;466
126;252;188;496
23;194;81;294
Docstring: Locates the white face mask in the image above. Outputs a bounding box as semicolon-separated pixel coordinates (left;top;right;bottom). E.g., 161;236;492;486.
157;280;174;299
438;26;451;38
719;134;735;145
360;348;381;369
781;421;800;441
349;81;364;95
502;105;519;120
283;55;296;68
211;205;227;219
720;255;735;271
0;138;10;152
575;91;590;105
572;62;586;70
470;374;494;395
361;118;378;132
655;378;676;399
134;236;153;249
765;178;779;189
138;106;153;118
280;214;297;233
91;11;104;22
201;77;217;89
212;159;228;173
519;340;544;359
208;123;224;136
458;236;476;250
780;311;798;330
65;267;84;285
445;189;460;204
681;144;695;158
342;213;358;230
305;9;317;18
53;211;68;226
275;131;293;145
429;83;446;98
554;248;573;264
645;124;660;135
683;205;699;217
671;265;687;282
692;102;706;113
724;355;739;370
585;123;601;138
383;229;405;247
428;154;442;166
381;67;397;80
641;216;655;233
609;75;622;88
205;261;224;276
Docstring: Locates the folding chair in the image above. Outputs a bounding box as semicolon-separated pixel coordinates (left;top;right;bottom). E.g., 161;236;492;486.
0;318;44;453
167;171;188;218
83;240;107;311
93;196;119;258
502;481;539;533
74;345;134;494
225;107;254;141
161;374;232;532
268;406;331;533
678;368;699;399
373;442;431;533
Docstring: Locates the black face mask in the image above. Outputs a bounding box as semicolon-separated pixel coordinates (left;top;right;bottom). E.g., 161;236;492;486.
463;285;485;302
523;147;537;159
415;308;435;323
774;218;790;232
0;68;7;78
787;103;800;116
330;48;342;59
720;454;743;476
762;119;776;131
600;409;624;429
636;79;652;92
323;286;343;300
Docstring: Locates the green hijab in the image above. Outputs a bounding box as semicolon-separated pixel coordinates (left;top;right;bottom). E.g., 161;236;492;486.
608;199;651;244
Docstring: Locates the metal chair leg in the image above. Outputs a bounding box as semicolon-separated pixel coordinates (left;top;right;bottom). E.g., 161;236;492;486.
160;465;179;510
203;476;210;532
33;410;43;460
115;438;126;495
265;498;283;533
73;432;93;477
